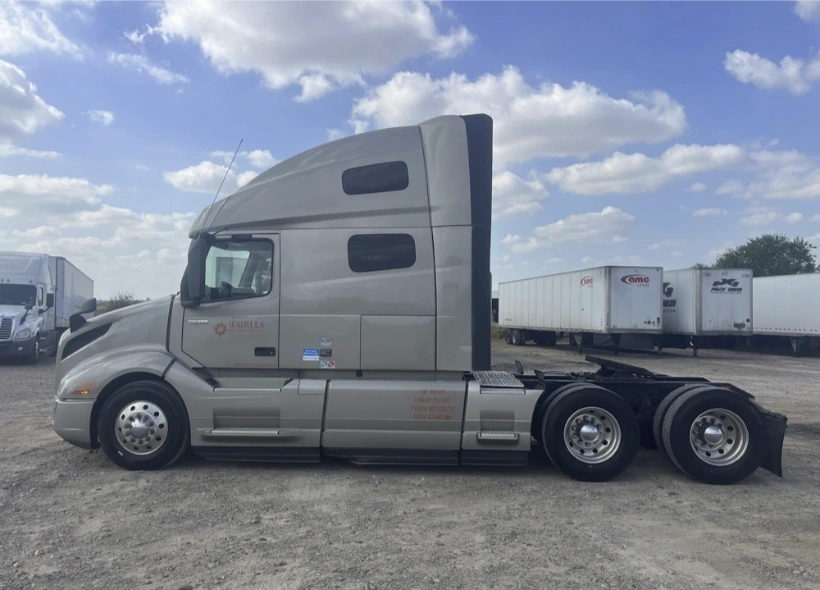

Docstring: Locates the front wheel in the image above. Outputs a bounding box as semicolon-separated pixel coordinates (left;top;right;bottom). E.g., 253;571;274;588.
661;388;764;485
97;381;190;471
27;336;41;365
541;385;640;482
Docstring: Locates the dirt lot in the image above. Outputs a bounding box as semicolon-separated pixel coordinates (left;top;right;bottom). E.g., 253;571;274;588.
1;341;819;590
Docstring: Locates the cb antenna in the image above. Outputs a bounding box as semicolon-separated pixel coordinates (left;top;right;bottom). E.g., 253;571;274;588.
196;138;243;240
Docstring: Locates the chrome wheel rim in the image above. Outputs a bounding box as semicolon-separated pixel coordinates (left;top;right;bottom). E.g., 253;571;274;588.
115;401;168;456
689;408;749;466
563;406;621;464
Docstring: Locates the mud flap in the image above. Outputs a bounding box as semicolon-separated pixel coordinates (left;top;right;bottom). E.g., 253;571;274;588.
757;406;787;477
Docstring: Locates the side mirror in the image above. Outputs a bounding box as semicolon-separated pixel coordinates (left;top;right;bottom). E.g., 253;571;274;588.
69;298;97;332
25;303;33;311
180;235;212;308
46;293;55;309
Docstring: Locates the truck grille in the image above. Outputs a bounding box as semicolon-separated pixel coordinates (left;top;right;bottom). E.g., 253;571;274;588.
0;318;12;340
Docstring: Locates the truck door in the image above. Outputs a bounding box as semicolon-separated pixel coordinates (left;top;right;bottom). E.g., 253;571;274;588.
182;233;280;369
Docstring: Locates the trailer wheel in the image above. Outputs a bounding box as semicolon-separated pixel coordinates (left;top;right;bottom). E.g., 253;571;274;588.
504;329;511;344
541;385;639;482
97;380;190;471
661;388;764;485
652;384;714;456
511;329;523;346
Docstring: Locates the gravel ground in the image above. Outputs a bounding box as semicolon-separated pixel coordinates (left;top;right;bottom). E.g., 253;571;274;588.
1;341;819;590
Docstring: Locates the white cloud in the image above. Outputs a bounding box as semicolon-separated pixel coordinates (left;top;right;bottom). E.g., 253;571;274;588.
141;0;473;101
581;256;594;264
545;144;748;195
671;251;683;258
812;214;820;222
502;206;635;254
744;150;820;200
689;182;706;192
738;206;784;226
693;207;728;217
107;52;189;85
0;173;113;218
492;170;548;220
164;161;236;194
716;179;746;196
785;212;804;223
327;128;345;141
0;1;82;58
236;170;258;188
210;149;277;169
544;257;562;264
0;59;64;149
0;144;60;158
350;66;687;167
246;149;276;169
649;239;684;251
724;49;820;95
795;0;820;22
85;109;114;126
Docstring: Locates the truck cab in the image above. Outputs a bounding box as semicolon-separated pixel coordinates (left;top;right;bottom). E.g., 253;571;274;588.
51;113;786;485
0;252;56;363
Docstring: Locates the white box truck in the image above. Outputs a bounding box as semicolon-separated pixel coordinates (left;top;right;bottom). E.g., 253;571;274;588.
0;252;93;363
498;266;663;354
752;273;820;356
662;268;753;355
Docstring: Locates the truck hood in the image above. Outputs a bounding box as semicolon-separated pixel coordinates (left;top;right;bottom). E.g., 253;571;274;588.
0;305;26;322
83;295;174;328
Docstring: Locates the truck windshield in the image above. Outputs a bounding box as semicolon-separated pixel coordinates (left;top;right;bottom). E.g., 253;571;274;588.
0;284;36;306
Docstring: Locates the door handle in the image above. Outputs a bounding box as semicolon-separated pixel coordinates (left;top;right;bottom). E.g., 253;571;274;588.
255;347;276;357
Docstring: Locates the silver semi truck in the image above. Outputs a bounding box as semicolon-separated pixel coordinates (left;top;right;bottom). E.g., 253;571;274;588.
51;114;786;484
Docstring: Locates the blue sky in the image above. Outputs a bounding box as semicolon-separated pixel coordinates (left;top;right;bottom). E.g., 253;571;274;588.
1;0;819;298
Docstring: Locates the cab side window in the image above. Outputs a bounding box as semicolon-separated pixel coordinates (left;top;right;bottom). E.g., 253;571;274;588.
204;239;273;302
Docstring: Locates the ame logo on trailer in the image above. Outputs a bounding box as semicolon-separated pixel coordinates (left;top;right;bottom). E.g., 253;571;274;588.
621;274;650;286
711;278;743;294
580;276;593;286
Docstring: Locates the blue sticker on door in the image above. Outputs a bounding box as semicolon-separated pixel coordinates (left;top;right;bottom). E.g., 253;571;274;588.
302;348;320;361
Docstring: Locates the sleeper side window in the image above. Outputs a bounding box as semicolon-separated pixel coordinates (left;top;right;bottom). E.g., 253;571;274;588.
342;161;409;195
203;239;273;302
348;234;416;273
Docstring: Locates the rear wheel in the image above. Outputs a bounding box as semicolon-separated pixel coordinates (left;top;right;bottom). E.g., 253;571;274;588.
541;385;639;482
97;381;189;471
652;384;713;455
661;387;764;485
504;329;512;344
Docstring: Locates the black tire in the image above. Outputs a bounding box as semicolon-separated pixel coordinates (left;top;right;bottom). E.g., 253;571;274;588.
541;385;640;482
27;336;41;365
504;329;511;344
511;329;523;346
652;384;714;456
97;380;189;471
569;334;578;348
661;388;764;485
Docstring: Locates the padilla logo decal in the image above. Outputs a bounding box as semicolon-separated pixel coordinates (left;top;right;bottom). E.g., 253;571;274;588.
213;322;228;338
621;274;650;286
663;282;674;297
711;278;742;293
580;276;593;286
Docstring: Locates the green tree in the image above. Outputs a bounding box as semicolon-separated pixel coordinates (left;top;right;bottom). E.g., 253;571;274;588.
713;234;819;277
690;262;711;269
97;291;145;313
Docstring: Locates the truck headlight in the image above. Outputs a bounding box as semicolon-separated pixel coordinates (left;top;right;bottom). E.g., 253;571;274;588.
15;328;32;340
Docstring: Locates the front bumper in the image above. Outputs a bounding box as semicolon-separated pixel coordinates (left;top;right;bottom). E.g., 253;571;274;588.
0;337;35;359
52;398;95;449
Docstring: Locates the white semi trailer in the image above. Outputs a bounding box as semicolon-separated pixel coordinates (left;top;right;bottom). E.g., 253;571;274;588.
752;273;820;356
498;266;664;354
0;252;93;363
661;268;753;356
50;114;786;485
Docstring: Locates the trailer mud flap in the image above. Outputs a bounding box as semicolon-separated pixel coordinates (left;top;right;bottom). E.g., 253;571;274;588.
759;409;787;477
